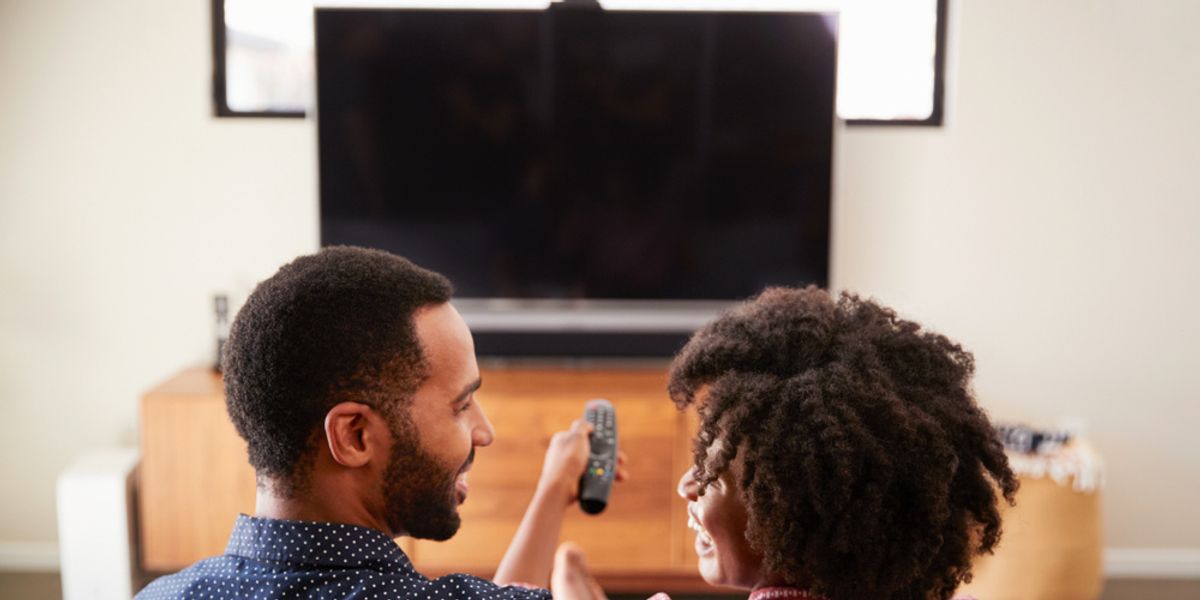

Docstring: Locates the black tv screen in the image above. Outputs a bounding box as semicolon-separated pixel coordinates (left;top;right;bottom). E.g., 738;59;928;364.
317;7;836;301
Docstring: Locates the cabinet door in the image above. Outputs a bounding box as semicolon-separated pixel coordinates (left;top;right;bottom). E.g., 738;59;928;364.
409;369;687;575
140;368;256;571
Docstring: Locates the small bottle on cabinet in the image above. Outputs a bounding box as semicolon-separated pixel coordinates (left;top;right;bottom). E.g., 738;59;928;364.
214;294;230;372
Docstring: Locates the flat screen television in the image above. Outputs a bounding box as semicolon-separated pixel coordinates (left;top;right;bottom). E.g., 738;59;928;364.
316;5;837;356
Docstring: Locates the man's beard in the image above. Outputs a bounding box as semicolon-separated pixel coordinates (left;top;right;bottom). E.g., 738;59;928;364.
381;415;473;541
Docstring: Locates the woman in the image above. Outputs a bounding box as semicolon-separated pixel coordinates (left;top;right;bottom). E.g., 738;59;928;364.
555;287;1017;600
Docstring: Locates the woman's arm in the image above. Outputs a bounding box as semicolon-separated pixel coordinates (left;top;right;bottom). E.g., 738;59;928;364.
551;542;611;600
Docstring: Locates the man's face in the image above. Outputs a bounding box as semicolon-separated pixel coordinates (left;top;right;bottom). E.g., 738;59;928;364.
380;302;494;540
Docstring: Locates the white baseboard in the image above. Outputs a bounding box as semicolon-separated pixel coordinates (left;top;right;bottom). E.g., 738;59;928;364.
0;541;60;572
1105;548;1200;579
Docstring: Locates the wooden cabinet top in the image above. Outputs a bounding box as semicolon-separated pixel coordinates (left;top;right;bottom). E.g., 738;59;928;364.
143;365;676;401
144;366;224;399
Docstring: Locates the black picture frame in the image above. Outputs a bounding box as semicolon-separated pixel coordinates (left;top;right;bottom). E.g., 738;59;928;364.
844;0;947;126
210;0;947;125
210;0;305;118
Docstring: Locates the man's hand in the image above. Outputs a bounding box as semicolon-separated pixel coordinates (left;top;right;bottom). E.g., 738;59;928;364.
551;543;608;600
539;419;630;505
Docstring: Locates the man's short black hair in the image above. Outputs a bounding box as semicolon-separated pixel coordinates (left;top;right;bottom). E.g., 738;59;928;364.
669;286;1017;600
223;246;453;495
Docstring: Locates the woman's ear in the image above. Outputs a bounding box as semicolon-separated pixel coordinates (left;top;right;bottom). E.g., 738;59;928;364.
323;402;384;468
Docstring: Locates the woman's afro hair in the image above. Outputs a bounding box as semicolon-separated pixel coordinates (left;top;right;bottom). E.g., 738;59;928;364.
668;287;1017;600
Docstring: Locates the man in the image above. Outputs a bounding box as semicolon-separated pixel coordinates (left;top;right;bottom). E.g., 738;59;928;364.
138;246;615;599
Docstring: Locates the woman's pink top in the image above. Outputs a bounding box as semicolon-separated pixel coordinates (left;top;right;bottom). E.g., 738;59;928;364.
649;587;978;600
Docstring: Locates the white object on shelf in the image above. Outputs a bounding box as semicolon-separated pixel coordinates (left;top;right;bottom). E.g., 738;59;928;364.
1007;439;1105;493
56;448;140;600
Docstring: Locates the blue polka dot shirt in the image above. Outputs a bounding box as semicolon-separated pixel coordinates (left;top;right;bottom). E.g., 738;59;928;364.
136;515;553;600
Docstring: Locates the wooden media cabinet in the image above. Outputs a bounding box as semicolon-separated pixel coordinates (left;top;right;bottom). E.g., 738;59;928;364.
139;365;708;592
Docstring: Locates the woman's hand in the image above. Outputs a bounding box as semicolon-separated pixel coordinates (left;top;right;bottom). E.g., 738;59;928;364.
551;543;608;600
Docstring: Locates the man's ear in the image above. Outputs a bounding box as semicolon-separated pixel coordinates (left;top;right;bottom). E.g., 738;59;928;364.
323;402;385;468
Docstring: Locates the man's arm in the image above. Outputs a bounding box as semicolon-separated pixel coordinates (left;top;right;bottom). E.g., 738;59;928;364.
493;419;627;588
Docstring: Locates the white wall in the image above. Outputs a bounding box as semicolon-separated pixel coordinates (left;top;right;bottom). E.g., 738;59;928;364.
833;0;1200;553
0;0;318;557
1;0;1197;570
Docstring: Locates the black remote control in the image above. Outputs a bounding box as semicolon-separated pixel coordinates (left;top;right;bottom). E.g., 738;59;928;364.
579;398;617;515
